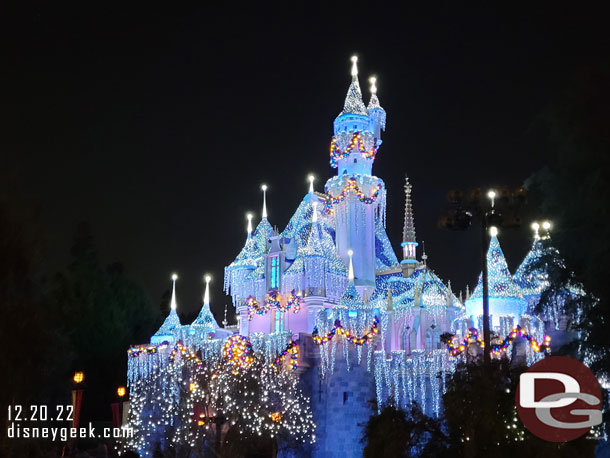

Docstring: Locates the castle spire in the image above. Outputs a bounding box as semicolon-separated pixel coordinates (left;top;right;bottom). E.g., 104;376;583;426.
190;274;220;334
150;273;181;344
347;249;355;285
170;273;178;310
531;222;540;241
367;76;381;109
402;176;416;243
400;176;419;277
308;175;315;194
340;56;367;116
261;184;268;219
203;274;211;306
246;213;253;238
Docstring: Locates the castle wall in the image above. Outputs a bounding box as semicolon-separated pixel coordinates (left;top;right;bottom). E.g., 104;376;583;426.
295;334;377;458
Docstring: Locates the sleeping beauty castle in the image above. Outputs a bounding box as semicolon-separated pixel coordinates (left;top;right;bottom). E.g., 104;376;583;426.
124;57;570;458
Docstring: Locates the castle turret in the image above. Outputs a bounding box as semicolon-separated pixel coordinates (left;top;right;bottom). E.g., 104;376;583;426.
151;274;181;344
326;56;386;292
401;176;419;277
465;235;527;330
367;76;386;140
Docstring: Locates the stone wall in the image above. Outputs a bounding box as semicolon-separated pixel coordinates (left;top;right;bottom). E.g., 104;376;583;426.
290;334;377;458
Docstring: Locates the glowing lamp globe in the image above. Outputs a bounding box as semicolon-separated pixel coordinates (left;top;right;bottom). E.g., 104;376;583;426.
117;386;126;398
73;371;84;384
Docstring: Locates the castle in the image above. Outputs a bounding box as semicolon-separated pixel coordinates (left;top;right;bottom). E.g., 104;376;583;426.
126;57;563;457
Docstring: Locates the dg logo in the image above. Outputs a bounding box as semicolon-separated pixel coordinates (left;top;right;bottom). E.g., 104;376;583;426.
516;356;602;442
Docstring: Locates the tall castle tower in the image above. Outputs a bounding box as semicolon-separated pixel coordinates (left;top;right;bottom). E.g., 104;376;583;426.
326;57;386;291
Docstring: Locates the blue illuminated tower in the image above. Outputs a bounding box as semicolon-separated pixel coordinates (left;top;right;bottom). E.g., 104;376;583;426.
326;57;387;291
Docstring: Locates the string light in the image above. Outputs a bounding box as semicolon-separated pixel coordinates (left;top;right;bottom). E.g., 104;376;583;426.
445;327;551;357
330;132;378;168
312;316;380;346
324;177;383;212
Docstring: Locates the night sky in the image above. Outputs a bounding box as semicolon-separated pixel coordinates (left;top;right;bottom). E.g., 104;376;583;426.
1;4;607;324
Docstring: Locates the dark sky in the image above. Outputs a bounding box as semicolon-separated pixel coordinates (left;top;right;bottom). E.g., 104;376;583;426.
1;4;607;324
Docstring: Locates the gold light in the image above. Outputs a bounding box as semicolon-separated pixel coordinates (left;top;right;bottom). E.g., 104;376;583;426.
73;371;84;384
117;386;126;398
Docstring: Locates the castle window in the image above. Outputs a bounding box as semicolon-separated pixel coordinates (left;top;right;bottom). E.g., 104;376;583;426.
402;331;409;352
425;331;433;350
270;256;280;289
403;329;415;353
275;310;284;333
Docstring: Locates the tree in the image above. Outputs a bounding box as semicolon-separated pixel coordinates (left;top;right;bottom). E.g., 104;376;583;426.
361;403;448;458
0;200;73;458
51;221;159;419
527;64;610;381
123;337;315;458
442;358;594;457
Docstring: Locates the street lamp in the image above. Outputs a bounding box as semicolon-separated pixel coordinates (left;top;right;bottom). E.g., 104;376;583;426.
70;371;85;455
112;386;127;429
73;371;84;385
439;186;527;365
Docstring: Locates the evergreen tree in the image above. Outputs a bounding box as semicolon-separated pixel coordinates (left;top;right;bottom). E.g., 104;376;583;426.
361;403;448;458
527;63;610;382
442;359;594;457
52;221;159;419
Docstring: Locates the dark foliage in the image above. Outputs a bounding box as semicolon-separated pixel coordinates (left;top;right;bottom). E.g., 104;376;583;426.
443;359;595;457
0;209;160;457
527;64;610;381
362;402;448;458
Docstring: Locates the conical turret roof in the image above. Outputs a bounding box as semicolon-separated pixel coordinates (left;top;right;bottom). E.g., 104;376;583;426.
152;276;181;343
339;57;367;116
470;236;524;300
513;239;548;297
191;277;220;333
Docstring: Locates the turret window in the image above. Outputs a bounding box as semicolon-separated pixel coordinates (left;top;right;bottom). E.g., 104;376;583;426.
270;256;280;289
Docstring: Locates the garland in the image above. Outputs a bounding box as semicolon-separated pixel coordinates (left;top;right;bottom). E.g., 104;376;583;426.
248;290;303;319
271;340;299;371
128;344;163;358
324;178;383;215
223;335;254;372
446;328;483;356
266;289;281;308
312;316;379;346
129;338;298;374
247;295;269;320
446;326;551;357
330;132;377;168
279;289;302;313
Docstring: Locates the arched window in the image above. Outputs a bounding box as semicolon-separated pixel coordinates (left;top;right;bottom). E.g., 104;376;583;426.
402;330;410;352
425;330;433;350
403;329;416;353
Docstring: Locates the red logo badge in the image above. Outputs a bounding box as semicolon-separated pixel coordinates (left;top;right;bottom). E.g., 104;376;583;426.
516;356;602;442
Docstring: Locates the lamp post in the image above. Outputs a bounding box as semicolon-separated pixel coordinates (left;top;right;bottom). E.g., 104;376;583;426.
71;371;84;429
112;386;126;428
439;186;526;365
68;371;85;457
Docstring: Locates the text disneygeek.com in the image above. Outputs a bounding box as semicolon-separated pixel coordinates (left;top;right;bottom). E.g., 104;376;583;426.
7;422;133;441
